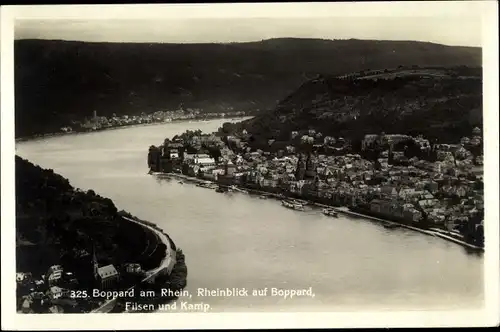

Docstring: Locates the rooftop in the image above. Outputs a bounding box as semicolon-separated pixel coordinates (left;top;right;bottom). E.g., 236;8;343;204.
97;264;118;279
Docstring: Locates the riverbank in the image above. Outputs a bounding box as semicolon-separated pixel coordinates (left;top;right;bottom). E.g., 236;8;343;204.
14;156;187;314
332;207;484;251
15;116;253;143
153;172;484;253
124;216;176;278
333;206;438;236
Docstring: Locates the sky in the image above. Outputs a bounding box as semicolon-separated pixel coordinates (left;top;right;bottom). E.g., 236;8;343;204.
14;16;482;47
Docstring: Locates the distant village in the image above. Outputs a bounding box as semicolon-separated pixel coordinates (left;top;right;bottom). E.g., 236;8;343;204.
59;107;249;134
148;126;484;248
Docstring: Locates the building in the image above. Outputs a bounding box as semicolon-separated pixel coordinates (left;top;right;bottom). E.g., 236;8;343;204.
47;270;63;286
224;161;237;176
184;152;197;162
381;186;398;197
370;199;392;215
92;246;120;289
184;164;200;177
46;265;63;286
361;134;378;150
47;265;63;276
21;297;33;313
304;154;317;179
169;149;179;159
48;286;64;301
95;264;119;289
16;272;28;283
294;154;306;181
125;263;142;274
194;154;216;168
404;209;422;223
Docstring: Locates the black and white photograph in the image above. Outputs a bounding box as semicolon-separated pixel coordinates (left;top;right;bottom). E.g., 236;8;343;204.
1;2;499;329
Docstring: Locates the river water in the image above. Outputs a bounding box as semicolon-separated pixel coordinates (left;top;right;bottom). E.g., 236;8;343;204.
16;118;484;312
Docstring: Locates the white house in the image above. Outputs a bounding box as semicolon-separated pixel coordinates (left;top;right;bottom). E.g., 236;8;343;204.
97;264;119;289
16;273;27;283
47;269;63;286
48;286;64;301
194;154;216;167
169;149;179;159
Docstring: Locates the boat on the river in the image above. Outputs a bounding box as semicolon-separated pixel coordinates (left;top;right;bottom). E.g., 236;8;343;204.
322;208;338;217
178;181;184;185
383;223;401;229
282;200;305;211
196;182;217;189
230;185;248;194
215;187;227;193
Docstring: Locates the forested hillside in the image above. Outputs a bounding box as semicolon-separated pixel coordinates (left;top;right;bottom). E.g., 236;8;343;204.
15;38;481;137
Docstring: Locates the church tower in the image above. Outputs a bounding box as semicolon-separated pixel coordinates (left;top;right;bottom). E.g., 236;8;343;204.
295;154;306;181
92;243;99;280
388;143;394;164
305;153;317;179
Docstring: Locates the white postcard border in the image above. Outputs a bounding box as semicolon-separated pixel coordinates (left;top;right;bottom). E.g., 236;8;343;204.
1;2;499;329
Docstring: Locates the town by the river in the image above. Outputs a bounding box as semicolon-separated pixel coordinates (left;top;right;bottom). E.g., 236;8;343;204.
15;118;484;312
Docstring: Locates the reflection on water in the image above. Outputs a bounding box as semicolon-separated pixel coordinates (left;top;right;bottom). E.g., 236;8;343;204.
16;119;484;312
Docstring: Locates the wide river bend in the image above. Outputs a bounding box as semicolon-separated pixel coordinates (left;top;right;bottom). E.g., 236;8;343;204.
16;118;484;312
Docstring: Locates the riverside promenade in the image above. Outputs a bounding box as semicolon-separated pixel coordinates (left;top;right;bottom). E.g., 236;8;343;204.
91;217;176;313
333;206;437;236
332;207;484;251
152;172;484;252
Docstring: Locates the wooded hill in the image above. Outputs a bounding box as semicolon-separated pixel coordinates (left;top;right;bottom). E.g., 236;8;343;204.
15;38;481;137
15;156;165;278
238;66;482;146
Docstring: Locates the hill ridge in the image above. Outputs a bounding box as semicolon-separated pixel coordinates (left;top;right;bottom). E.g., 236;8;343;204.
239;65;482;144
15;38;481;137
16;37;481;48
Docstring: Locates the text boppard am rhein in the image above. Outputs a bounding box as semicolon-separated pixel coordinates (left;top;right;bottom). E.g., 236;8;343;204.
116;287;316;312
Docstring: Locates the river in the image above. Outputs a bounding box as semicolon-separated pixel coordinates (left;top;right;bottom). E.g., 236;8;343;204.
15;118;484;312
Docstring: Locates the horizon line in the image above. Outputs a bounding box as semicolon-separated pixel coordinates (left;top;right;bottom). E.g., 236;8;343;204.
14;37;482;48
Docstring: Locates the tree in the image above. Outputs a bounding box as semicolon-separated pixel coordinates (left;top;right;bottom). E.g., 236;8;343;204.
350;138;362;153
207;147;222;163
221;122;234;134
473;180;483;191
403;139;422;159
